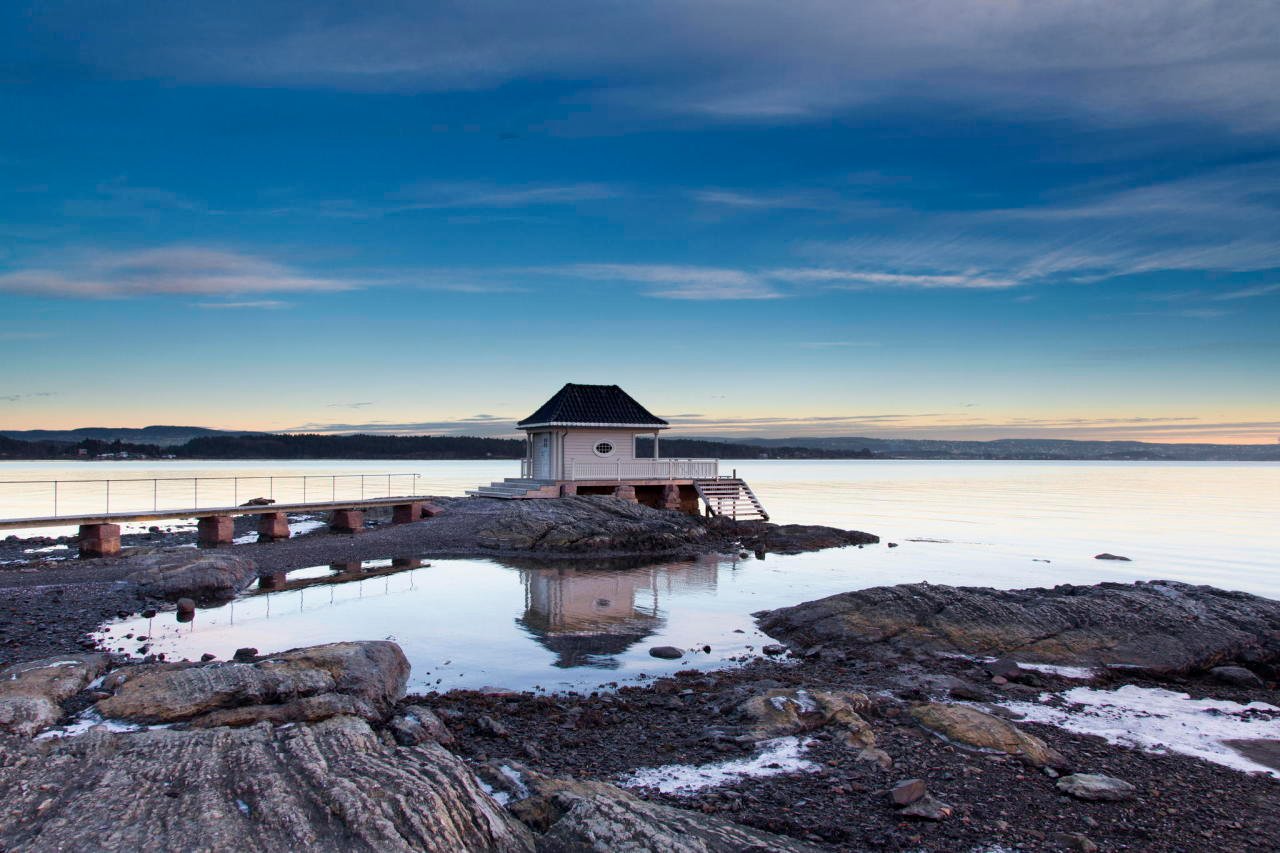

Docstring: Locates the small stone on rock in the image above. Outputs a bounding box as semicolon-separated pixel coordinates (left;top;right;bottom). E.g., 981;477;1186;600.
1056;773;1136;802
900;793;952;820
1209;665;1263;688
649;646;683;660
888;779;927;806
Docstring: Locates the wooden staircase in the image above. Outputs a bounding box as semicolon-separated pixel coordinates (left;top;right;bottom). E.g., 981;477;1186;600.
694;478;769;521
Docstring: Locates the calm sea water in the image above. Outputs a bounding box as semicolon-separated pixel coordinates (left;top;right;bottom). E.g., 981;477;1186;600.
4;459;1276;692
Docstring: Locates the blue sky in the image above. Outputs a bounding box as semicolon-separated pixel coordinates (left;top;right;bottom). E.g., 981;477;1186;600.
2;1;1278;442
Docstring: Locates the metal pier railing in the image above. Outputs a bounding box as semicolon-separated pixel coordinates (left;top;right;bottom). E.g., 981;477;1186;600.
0;473;423;519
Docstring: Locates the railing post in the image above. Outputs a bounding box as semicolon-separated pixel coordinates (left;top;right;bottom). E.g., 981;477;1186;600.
269;476;274;500
360;475;365;501
193;478;198;508
303;476;307;503
331;476;335;502
233;478;238;507
153;479;157;511
387;473;391;497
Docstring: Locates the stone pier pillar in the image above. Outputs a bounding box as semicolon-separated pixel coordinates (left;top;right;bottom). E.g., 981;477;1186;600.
257;571;288;590
660;484;681;511
197;516;234;548
559;484;577;497
612;484;637;502
330;509;363;534
78;523;121;558
392;502;422;525
257;512;290;541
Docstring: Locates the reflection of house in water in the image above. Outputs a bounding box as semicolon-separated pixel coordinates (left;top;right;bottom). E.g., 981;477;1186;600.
515;554;721;668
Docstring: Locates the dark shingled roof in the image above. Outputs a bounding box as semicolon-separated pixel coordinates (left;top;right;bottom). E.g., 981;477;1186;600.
518;383;669;429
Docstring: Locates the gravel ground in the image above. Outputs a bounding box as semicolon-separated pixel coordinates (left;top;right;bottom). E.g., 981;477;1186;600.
426;656;1280;852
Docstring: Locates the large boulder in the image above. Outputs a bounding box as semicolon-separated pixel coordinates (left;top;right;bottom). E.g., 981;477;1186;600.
757;580;1280;675
484;763;821;852
0;716;535;852
0;655;109;736
454;496;710;553
711;518;879;554
96;641;409;727
911;703;1068;769
125;551;258;602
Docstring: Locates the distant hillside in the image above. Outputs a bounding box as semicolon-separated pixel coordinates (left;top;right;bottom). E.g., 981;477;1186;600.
692;435;1280;462
0;425;241;446
1;426;1277;461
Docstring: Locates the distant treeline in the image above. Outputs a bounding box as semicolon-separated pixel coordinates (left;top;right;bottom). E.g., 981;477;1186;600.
634;437;868;459
0;433;871;461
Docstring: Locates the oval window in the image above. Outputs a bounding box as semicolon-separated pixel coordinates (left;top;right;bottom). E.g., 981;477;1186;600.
594;441;615;456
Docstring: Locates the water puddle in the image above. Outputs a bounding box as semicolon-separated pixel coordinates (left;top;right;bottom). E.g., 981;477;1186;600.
96;544;954;692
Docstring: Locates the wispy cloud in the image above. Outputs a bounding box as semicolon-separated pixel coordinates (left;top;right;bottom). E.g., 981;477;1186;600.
279;183;623;220
193;300;291;310
773;268;1019;290
803;161;1280;289
0;247;355;299
1215;283;1280;300
0;392;56;404
556;263;783;300
62;179;219;219
796;341;880;349
20;2;1280;131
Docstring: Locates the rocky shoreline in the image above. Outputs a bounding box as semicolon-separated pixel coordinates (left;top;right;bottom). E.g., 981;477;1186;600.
0;496;1277;851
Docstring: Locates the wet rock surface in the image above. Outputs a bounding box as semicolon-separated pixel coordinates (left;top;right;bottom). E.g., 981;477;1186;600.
125;551;259;602
757;580;1280;675
483;763;822;852
0;654;109;736
96;640;410;726
0;716;535;852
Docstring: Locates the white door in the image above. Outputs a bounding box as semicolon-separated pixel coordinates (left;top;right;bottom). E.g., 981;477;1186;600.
533;433;553;479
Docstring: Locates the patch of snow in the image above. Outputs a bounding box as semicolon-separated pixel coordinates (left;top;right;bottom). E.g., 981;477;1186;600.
1017;662;1096;680
232;517;328;545
23;543;69;554
289;517;327;536
497;764;530;800
617;736;818;795
36;710;143;739
477;779;510;806
769;689;818;713
1000;684;1280;777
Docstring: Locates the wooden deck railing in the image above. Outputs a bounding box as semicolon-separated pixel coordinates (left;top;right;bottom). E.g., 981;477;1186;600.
566;459;718;480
